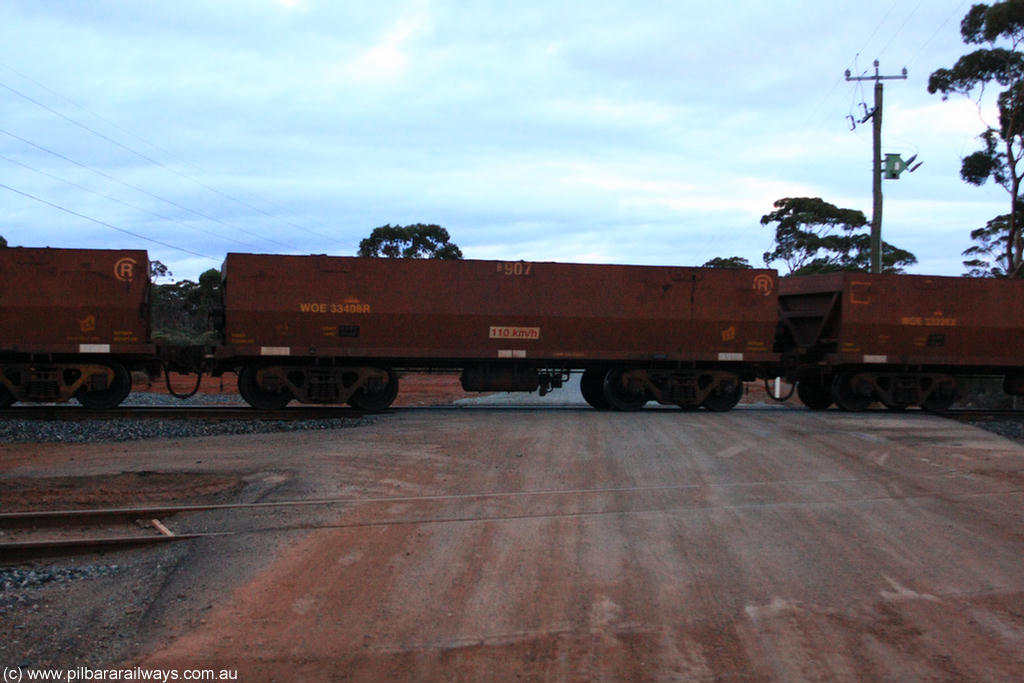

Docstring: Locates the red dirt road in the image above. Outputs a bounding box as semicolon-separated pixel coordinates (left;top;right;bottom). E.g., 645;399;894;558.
128;407;1024;681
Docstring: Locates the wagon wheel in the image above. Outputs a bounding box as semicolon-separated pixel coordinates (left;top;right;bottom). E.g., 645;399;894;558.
922;377;956;413
879;398;909;411
701;376;743;412
878;388;910;411
796;379;832;410
238;365;293;410
873;376;910;411
580;368;611;410
75;361;132;410
831;371;872;412
602;368;648;411
348;369;399;411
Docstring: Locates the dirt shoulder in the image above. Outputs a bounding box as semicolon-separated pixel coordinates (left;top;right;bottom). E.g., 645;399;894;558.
4;402;1023;681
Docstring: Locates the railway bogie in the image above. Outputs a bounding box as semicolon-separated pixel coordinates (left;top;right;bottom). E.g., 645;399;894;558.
597;366;747;411
793;369;960;412
235;363;399;410
0;359;132;407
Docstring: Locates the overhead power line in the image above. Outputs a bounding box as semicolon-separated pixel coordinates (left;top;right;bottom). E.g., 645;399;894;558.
0;151;265;251
0;76;347;249
876;0;927;61
0;180;217;261
858;0;904;58
0;126;298;252
907;0;972;69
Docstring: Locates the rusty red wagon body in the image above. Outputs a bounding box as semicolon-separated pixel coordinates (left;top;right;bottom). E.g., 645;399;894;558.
0;247;153;407
8;244;1024;414
216;254;780;410
778;272;1024;411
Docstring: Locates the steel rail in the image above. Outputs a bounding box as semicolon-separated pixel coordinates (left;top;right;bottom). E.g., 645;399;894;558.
0;405;371;421
1;534;204;562
940;409;1024;418
5;402;1020;420
5;484;1022;563
0;460;1002;532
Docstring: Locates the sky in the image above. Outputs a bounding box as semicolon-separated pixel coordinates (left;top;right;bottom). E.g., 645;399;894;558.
0;0;1009;281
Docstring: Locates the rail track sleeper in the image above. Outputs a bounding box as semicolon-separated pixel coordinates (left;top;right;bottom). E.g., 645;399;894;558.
0;534;201;563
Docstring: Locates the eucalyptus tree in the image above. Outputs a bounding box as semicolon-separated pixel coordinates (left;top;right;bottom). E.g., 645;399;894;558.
929;1;1024;276
358;224;463;259
760;197;916;275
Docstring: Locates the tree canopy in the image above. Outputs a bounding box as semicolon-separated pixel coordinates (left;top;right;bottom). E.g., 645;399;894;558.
150;259;172;281
928;1;1024;276
149;264;222;345
760;197;917;275
701;256;752;269
357;224;463;259
0;235;7;248
962;205;1024;276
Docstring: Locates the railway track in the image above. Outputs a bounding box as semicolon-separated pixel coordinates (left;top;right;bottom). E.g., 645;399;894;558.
0;506;204;562
0;495;430;562
6;459;1023;564
940;408;1024;419
0;405;371;421
0;499;330;562
2;402;1022;421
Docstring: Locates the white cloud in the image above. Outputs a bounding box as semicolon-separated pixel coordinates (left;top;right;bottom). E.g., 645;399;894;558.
325;3;431;85
546;96;678;127
888;98;996;140
554;161;819;218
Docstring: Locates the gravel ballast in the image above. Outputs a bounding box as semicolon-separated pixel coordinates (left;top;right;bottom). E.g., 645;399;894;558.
0;393;375;443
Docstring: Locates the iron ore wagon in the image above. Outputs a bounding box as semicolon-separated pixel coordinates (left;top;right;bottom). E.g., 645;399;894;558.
213;253;780;411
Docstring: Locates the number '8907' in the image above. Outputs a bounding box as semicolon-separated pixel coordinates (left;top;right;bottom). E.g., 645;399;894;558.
497;262;533;276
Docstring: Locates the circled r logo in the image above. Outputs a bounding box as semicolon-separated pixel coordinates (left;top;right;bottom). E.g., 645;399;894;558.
752;274;774;296
114;257;138;282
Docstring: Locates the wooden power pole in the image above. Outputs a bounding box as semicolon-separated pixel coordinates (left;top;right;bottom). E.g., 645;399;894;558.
845;60;907;274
